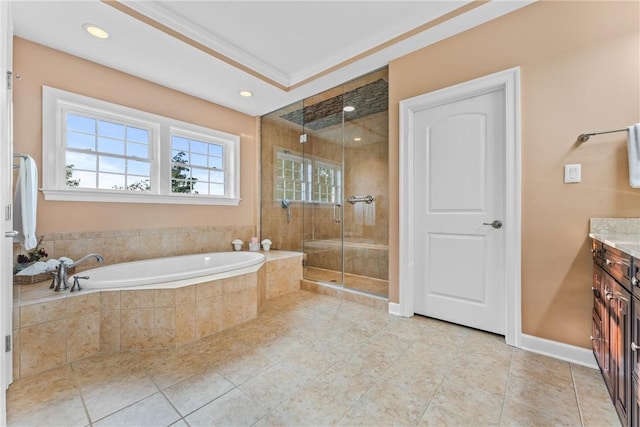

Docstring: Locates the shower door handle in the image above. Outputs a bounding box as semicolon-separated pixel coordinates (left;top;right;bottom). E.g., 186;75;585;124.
334;204;342;223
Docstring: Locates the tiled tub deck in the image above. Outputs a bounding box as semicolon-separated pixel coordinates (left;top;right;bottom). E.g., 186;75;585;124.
12;251;303;380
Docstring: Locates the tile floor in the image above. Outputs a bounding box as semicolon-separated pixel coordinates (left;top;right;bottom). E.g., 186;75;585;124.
7;290;619;427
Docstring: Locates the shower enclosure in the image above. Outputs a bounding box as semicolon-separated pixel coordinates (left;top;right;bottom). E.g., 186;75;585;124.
260;69;389;298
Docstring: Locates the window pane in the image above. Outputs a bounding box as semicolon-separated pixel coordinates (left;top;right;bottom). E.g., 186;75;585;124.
98;137;125;155
211;170;224;184
66;151;97;171
172;136;189;152
98;120;125;139
190;140;208;154
127;127;148;143
67;114;95;133
172;150;188;163
127;142;148;159
172;179;194;194
67;132;96;151
99;156;125;173
209;144;223;157
193;182;208;194
126;177;150;191
127;160;150;176
191;168;208;182
209;157;223;169
99;173;125;190
210;183;224;196
190;153;207;167
72;170;96;188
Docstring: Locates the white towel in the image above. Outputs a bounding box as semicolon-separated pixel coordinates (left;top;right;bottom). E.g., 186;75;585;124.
628;124;640;188
16;261;47;276
45;259;61;272
58;257;74;265
13;155;38;250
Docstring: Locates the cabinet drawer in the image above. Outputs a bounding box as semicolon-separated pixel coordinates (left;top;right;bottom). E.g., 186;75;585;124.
603;244;632;290
592;239;604;266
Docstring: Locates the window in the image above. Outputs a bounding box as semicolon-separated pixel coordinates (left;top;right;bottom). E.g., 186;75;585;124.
274;148;341;204
42;86;240;205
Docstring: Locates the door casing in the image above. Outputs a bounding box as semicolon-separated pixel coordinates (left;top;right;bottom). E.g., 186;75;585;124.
397;67;521;347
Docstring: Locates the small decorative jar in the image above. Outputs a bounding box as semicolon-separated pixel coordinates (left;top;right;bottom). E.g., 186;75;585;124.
232;239;243;251
261;239;272;251
249;236;260;252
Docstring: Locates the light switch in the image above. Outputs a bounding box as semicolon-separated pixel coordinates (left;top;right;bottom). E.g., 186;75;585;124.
564;164;581;183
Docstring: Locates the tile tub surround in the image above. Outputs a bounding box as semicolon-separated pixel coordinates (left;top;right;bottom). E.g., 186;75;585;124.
7;290;618;427
12;224;255;268
12;251;303;380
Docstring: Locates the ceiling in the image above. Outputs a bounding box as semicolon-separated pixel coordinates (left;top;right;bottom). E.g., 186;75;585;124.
9;0;534;117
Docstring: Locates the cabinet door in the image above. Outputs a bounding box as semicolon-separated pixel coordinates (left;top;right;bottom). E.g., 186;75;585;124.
603;273;614;394
632;296;640;427
593;308;604;370
612;280;631;427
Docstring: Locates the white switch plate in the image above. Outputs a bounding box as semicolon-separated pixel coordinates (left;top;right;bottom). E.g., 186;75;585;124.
564;164;581;183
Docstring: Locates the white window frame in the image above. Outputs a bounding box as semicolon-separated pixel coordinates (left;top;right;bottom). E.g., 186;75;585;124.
42;86;241;205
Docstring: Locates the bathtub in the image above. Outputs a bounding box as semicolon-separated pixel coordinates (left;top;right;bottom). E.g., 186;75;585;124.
79;251;265;290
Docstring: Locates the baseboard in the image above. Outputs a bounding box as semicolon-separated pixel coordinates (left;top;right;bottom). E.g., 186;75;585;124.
520;333;597;369
388;302;403;316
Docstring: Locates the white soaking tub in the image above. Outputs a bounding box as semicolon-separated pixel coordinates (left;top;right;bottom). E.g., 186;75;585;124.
79;251;265;290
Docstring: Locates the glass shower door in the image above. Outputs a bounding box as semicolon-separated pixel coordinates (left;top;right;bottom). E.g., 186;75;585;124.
301;89;344;286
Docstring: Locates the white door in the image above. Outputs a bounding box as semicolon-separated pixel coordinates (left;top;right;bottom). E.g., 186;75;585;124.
0;0;13;419
412;88;506;335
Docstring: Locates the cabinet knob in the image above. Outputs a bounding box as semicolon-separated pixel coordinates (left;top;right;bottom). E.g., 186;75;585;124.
632;277;639;286
632;342;640;352
606;292;614;301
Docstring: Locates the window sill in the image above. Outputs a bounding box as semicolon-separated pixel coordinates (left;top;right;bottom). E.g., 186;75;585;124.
41;188;241;206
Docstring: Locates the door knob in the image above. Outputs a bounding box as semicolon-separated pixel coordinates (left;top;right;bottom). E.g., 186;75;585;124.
482;220;503;229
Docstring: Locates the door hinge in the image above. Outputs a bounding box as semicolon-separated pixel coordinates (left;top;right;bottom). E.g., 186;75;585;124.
5;335;11;353
299;134;307;144
5;204;11;221
6;71;12;90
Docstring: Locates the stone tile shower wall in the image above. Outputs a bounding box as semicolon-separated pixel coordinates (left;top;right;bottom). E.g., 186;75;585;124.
13;224;256;267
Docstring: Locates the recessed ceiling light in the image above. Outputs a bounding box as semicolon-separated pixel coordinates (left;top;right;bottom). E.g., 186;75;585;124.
354;137;362;142
343;106;355;112
83;24;109;39
239;90;253;97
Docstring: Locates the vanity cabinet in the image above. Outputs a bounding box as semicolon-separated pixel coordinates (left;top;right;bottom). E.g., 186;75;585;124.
592;241;635;427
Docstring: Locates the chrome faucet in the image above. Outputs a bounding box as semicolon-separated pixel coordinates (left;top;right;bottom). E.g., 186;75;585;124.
52;253;103;292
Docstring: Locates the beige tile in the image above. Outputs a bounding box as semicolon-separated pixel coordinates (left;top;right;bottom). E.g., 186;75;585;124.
67;311;100;361
572;364;621;427
154;307;176;348
120;308;154;350
222;290;246;329
80;371;159;423
195;296;223;339
175;286;195;306
175;304;196;346
216;351;272;386
195;280;223;301
12;329;19;381
66;292;100;316
163;369;234;416
20;299;66;328
121;290;154;309
100;291;120;310
93;392;181;427
185;387;265;426
155;289;176;308
222;275;246;294
144;348;211;390
19;319;67;377
100;309;120;352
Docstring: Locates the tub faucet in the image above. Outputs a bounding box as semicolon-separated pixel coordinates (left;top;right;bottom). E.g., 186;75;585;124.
52;253;103;292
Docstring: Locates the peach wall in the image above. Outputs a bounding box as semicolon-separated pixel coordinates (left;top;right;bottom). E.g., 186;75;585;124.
389;1;640;348
12;37;259;233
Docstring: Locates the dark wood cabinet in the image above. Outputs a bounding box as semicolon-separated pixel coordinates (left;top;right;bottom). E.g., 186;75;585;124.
631;296;640;427
593;241;634;427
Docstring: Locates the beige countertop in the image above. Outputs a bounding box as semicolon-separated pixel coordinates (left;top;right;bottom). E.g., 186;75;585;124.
589;232;640;258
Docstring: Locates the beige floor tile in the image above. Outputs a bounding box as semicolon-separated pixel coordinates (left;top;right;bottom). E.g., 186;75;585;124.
216;350;273;385
572;364;622;427
239;360;312;410
163;369;235;416
93;392;181;427
80;371;160;422
185;388;266;426
419;376;504;427
501;374;582;426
